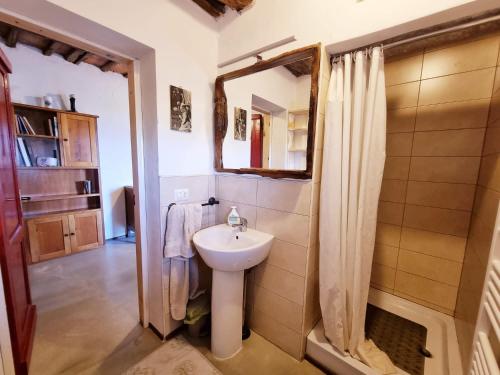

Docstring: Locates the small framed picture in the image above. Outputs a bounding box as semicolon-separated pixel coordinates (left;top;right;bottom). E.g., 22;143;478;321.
234;107;247;141
170;85;192;132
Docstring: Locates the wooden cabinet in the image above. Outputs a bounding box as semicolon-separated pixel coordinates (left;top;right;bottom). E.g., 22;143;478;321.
60;113;98;167
27;215;71;262
26;210;103;262
68;210;103;252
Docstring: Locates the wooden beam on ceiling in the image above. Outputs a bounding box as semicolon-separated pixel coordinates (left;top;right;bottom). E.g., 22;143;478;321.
74;51;91;65
219;0;252;11
5;27;19;48
100;60;117;72
66;48;84;64
192;0;226;17
43;40;58;56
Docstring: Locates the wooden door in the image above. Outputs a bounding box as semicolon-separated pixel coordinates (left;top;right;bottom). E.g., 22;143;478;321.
60;113;98;167
0;48;36;374
27;216;71;262
250;114;263;168
68;210;103;252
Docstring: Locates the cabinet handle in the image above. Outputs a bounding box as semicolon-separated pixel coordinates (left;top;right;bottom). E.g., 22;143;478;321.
70;232;75;236
63;138;69;142
64;233;69;237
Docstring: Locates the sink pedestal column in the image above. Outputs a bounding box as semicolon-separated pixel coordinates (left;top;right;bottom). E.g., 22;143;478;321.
211;269;244;360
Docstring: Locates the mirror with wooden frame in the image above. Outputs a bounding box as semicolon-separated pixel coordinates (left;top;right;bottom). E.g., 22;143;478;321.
214;44;320;179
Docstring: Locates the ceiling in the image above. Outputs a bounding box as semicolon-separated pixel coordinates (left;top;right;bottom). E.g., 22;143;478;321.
192;0;253;18
0;20;128;77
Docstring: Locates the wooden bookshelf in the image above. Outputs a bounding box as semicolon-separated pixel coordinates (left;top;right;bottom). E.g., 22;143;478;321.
13;102;104;263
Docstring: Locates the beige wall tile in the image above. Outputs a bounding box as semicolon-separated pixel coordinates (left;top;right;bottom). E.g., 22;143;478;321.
385;53;423;86
250;310;302;359
256;179;312;215
473;186;500;230
386;133;413;157
412;129;485;157
419;68;495;106
386;82;420;109
383;157;410;180
415;99;490;131
217;175;257;205
380;179;407;203
159;175;209;207
256;207;310;247
488;94;500;128
217;200;257;228
478;154;500;192
492;66;500;97
483;127;500;156
253;286;303;333
375;223;401;247
387;108;417;133
400;227;466;262
266;239;307;277
394;291;455;315
409;156;480;184
406;181;476;210
403;204;471;236
373;244;398;268
377;201;404;225
421;36;499;79
254;262;305;305
371;264;396;290
395;270;458;311
467;213;496;268
398;249;462;286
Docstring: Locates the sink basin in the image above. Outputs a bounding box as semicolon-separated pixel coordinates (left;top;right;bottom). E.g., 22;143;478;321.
193;224;273;272
193;224;274;360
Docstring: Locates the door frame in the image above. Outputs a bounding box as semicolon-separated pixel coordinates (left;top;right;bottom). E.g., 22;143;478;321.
0;6;151;353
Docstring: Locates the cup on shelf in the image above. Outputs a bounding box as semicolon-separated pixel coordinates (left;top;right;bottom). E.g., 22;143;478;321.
77;180;92;194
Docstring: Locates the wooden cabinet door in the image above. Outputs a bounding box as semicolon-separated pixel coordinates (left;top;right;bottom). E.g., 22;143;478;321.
60;113;98;167
27;216;71;262
68;210;103;252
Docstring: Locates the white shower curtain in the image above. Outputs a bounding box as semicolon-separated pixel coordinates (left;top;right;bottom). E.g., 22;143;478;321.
319;47;386;357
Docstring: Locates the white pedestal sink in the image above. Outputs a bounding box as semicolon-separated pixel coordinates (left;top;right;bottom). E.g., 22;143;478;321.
193;224;273;360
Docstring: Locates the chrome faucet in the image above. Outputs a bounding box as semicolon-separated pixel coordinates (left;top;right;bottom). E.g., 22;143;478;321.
231;217;248;232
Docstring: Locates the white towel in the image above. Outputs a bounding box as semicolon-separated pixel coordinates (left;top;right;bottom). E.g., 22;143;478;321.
164;204;202;258
163;203;203;320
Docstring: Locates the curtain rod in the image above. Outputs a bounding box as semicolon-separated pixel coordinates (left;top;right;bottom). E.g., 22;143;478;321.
332;13;500;59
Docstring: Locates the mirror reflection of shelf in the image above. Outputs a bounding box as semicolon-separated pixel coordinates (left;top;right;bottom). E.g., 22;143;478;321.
21;193;101;202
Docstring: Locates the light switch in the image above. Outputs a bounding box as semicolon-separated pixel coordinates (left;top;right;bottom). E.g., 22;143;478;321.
174;188;189;202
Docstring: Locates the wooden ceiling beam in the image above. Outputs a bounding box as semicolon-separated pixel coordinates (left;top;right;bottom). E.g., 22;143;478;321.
66;48;84;64
219;0;252;11
192;0;225;17
5;27;19;48
43;40;58;56
74;51;91;65
100;60;117;72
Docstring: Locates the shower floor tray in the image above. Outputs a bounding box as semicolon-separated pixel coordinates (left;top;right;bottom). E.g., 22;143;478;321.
365;303;427;375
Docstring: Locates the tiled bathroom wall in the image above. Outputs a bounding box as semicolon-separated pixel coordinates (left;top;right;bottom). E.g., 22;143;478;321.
455;52;500;370
159;175;216;334
372;34;500;315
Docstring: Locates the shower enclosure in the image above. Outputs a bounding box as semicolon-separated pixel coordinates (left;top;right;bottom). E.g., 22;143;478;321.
308;14;500;375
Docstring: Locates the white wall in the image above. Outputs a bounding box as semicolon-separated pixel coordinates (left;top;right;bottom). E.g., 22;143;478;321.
5;43;132;240
217;0;500;70
44;0;220;177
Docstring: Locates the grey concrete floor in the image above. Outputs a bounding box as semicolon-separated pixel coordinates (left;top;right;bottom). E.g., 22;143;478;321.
28;240;161;375
28;239;324;375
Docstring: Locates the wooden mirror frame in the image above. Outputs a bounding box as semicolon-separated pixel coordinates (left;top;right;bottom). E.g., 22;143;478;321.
214;43;321;179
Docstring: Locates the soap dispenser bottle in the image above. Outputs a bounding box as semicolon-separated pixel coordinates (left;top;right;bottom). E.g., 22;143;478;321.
227;206;240;225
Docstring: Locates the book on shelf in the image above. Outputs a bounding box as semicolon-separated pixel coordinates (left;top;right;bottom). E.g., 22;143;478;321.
16;137;32;167
15;114;35;135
